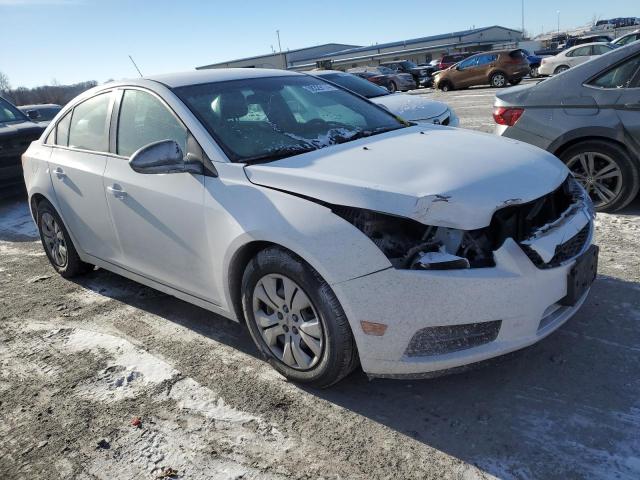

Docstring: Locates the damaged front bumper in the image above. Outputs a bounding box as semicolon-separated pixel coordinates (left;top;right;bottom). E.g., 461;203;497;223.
331;179;596;377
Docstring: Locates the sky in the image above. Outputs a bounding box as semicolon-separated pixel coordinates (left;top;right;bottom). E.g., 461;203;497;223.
0;0;637;88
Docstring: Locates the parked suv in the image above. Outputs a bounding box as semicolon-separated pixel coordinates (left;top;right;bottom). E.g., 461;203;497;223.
1;96;45;194
380;60;432;88
434;49;530;91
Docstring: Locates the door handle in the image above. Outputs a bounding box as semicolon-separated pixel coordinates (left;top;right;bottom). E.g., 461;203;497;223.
53;167;66;178
107;185;127;199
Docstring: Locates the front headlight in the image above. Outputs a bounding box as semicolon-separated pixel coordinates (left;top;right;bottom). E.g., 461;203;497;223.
331;206;495;270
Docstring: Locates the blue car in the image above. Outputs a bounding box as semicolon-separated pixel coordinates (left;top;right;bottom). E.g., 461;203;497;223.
521;49;543;78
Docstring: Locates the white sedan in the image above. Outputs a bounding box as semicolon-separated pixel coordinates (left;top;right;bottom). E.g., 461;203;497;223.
23;68;596;387
312;70;458;126
538;42;614;76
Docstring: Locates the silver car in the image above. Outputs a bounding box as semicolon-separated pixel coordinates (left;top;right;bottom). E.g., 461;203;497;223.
494;42;640;212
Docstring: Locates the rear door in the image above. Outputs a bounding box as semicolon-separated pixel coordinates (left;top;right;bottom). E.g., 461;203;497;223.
103;88;215;301
48;91;120;261
567;46;594;67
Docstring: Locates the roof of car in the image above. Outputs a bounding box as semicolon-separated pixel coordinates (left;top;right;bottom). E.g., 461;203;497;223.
564;42;613;52
17;104;61;109
145;68;301;88
310;70;347;76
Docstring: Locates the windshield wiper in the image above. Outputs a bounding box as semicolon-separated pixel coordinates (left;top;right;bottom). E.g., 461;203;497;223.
242;145;318;164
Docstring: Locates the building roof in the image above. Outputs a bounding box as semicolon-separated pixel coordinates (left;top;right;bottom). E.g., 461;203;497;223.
196;43;360;70
308;25;523;61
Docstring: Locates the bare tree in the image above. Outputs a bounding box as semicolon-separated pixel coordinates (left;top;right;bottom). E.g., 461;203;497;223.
0;71;10;93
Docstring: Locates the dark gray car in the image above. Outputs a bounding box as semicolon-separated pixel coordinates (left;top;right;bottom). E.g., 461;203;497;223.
495;42;640;211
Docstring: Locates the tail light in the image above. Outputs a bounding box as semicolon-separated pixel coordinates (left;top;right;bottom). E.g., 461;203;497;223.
493;107;524;126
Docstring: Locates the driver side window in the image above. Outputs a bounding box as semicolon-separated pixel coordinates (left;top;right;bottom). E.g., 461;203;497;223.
117;89;188;157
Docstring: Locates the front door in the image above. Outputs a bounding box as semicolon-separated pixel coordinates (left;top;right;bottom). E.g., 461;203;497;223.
103;88;216;302
48;91;120;261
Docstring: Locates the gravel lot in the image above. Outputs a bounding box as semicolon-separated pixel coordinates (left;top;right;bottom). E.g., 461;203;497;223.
1;84;639;480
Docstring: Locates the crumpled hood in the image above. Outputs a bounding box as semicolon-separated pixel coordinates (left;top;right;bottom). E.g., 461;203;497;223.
371;94;449;121
245;126;569;230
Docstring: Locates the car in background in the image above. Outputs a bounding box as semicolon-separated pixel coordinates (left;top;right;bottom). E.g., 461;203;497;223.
1;96;45;194
611;30;640;47
311;70;458;126
538;43;614;76
438;53;470;70
380;60;433;88
23;68;597;387
494;42;640;212
520;49;544;78
17;104;62;126
434;49;530;91
347;66;415;92
535;34;614;57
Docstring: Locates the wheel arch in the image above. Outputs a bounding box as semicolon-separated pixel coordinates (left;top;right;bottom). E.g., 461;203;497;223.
552;132;638;166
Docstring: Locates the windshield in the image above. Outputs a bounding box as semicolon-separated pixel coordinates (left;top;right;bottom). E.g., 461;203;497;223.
0;97;29;124
317;73;389;99
174;75;406;163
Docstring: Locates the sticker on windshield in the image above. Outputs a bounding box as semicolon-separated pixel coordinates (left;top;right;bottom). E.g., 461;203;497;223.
302;84;339;93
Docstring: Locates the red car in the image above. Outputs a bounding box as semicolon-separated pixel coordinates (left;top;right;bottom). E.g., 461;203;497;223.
438;53;471;70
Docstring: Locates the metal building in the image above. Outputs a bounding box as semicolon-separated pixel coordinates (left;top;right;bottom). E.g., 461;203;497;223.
196;26;524;71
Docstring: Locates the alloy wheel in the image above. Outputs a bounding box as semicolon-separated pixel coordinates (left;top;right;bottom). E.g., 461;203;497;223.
492;73;506;87
41;212;68;267
567;151;623;208
252;274;324;370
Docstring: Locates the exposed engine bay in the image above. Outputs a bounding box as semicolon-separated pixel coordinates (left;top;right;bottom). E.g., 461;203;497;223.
332;176;588;270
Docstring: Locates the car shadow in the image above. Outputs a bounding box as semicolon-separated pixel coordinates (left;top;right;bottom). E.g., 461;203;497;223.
69;267;640;480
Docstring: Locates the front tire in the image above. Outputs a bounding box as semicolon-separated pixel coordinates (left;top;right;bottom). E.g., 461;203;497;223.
529;66;539;78
560;140;640;212
242;247;358;388
510;78;522;86
36;200;93;278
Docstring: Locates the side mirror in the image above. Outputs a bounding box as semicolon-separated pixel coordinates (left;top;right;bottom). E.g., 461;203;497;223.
129;140;203;175
26;110;40;120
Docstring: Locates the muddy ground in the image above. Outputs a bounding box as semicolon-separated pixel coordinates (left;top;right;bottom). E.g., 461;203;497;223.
1;86;639;479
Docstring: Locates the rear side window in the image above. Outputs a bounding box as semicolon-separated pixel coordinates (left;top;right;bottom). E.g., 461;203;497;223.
68;93;112;152
55;111;72;146
117;89;188;157
589;54;640;89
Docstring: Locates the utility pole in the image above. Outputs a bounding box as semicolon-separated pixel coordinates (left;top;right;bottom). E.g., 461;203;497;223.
521;0;525;38
276;30;284;70
557;10;560;35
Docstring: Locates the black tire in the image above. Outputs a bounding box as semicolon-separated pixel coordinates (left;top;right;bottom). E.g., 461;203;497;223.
529;66;540;78
387;81;397;93
554;65;569;75
439;81;453;92
490;72;507;88
36;199;94;278
559;140;640;212
241;247;358;388
510;78;522;86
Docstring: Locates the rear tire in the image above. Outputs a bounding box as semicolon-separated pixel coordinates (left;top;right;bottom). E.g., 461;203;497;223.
387;81;397;93
554;65;570;75
242;247;359;388
560;140;639;212
36;200;94;278
490;72;507;88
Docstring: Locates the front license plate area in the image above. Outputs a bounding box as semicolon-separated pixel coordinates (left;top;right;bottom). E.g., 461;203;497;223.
561;245;598;306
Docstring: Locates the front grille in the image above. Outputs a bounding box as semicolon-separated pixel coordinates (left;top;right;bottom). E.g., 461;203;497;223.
405;320;501;357
522;224;590;268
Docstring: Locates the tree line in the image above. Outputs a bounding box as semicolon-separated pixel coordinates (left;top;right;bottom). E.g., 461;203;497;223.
0;71;99;107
